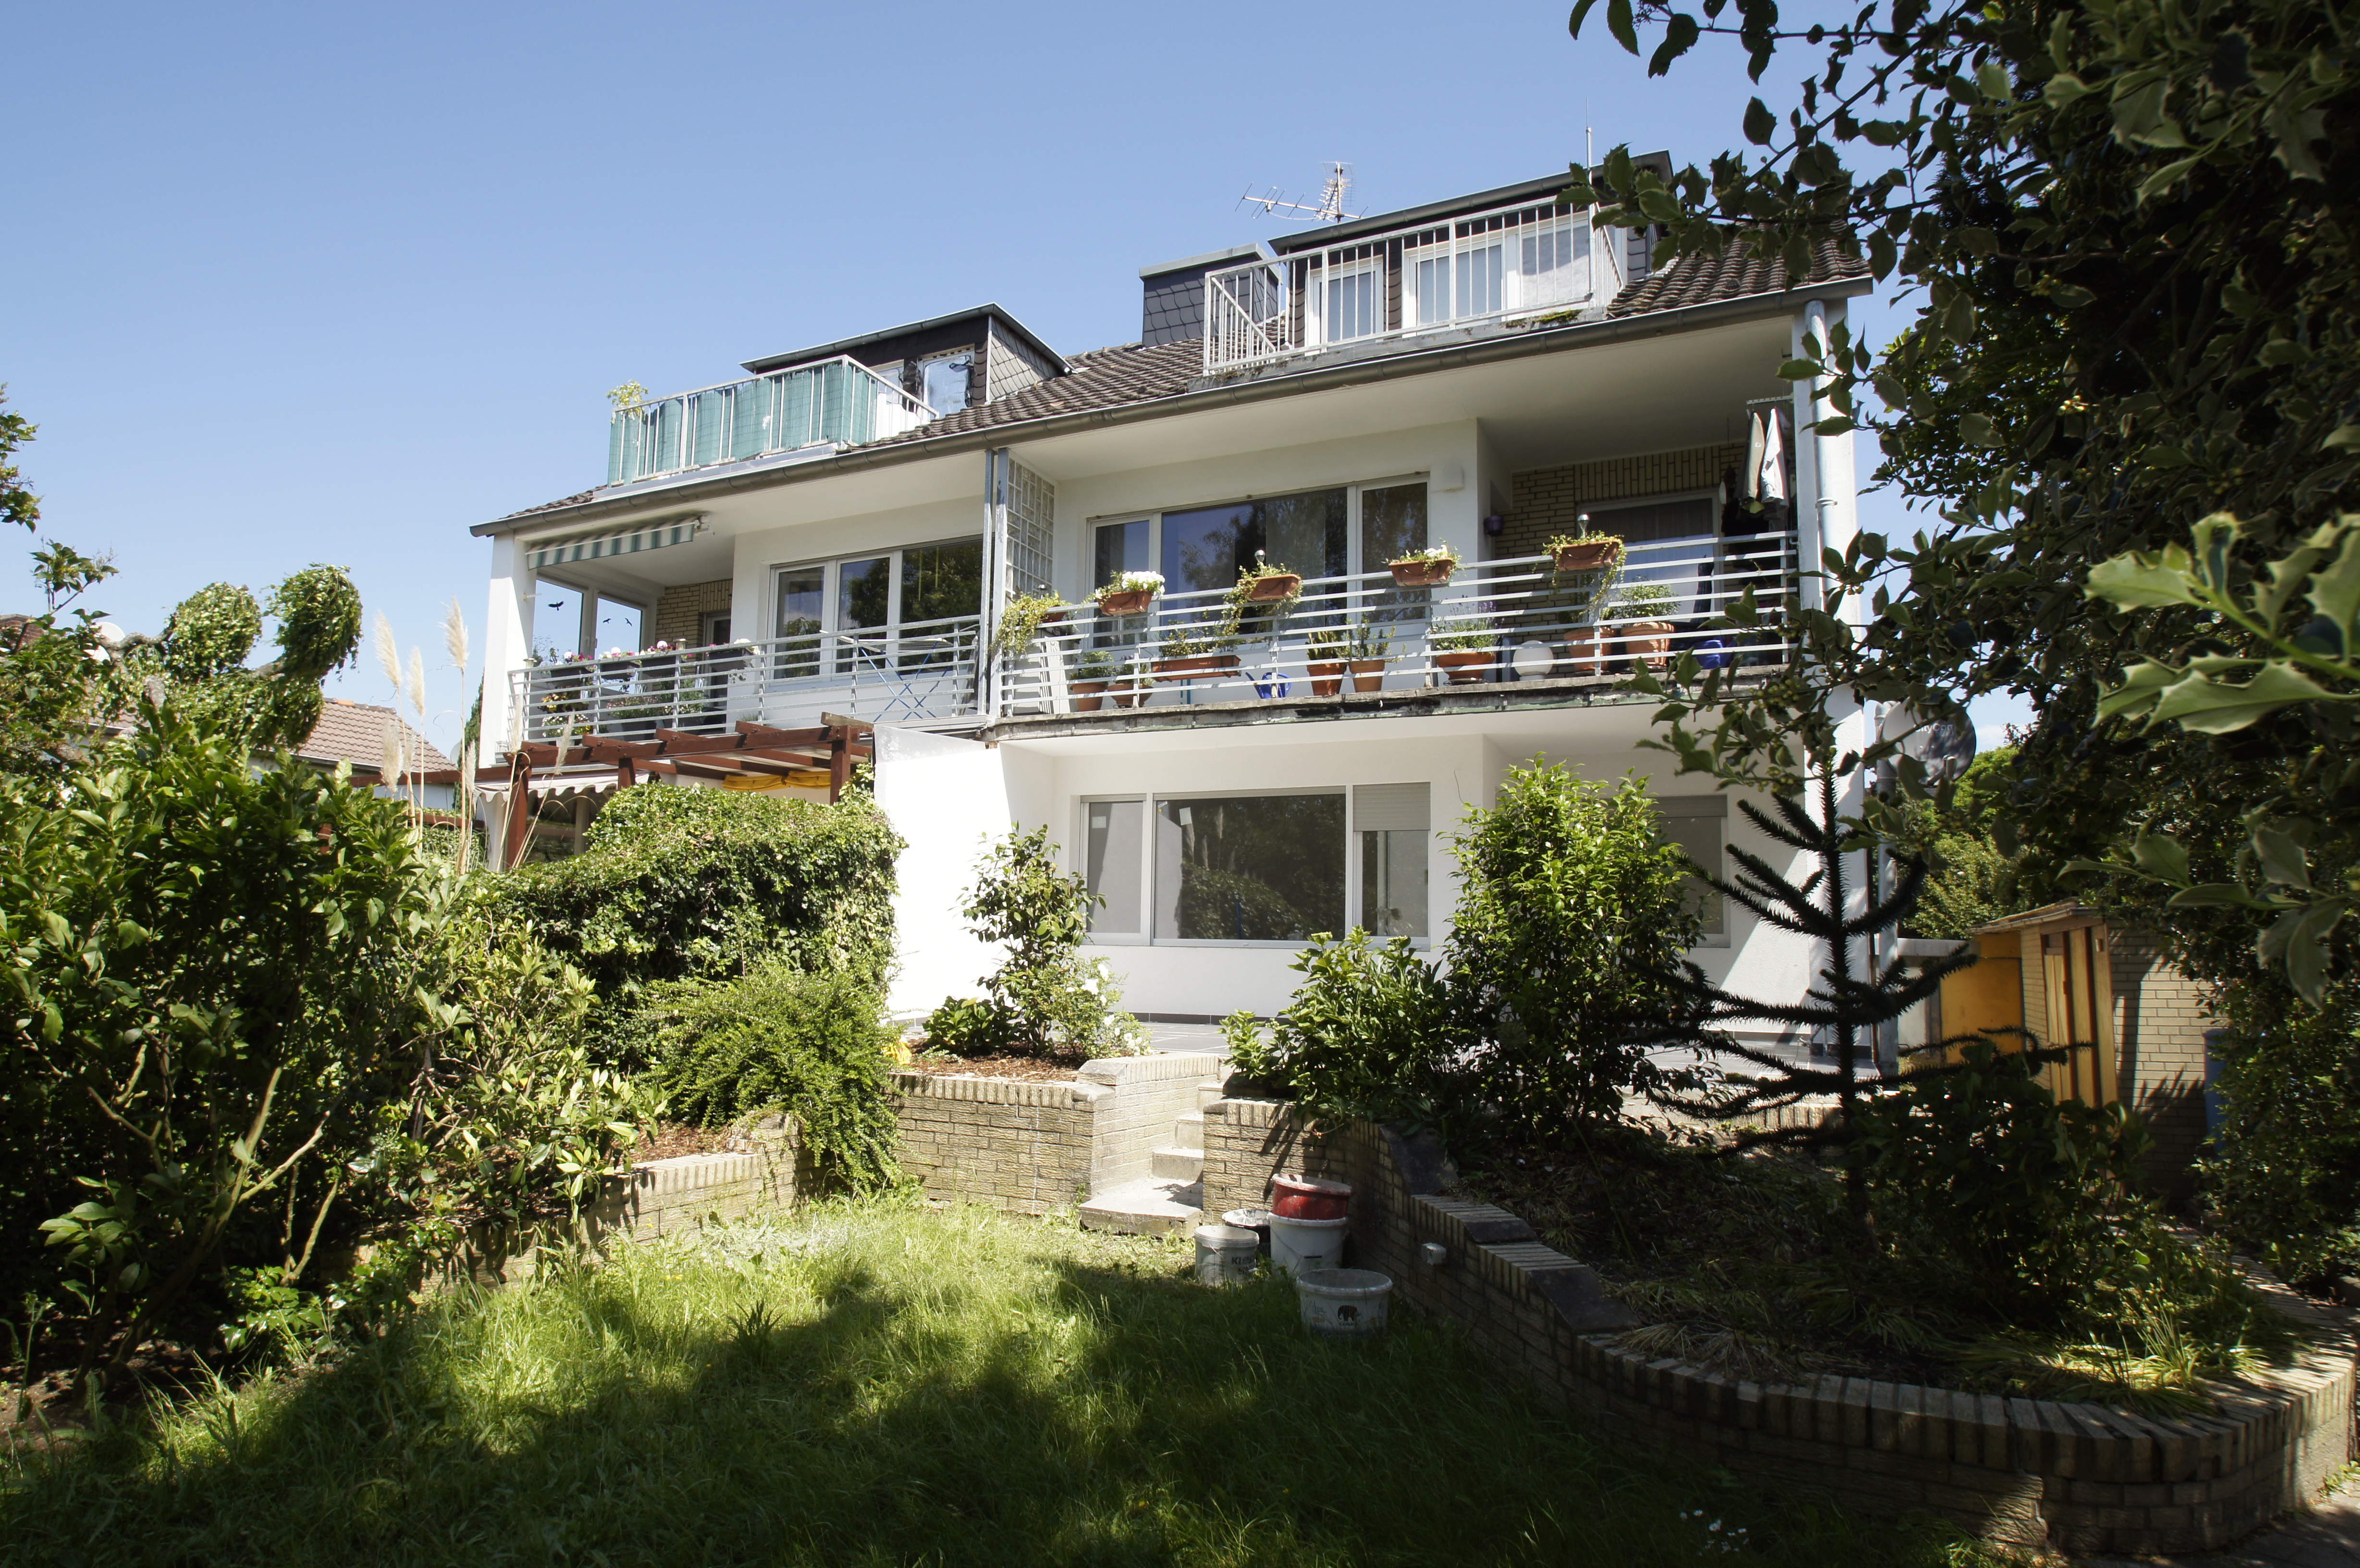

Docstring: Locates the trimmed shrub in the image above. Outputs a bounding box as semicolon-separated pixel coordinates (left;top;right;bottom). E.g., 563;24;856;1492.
925;827;1141;1060
647;962;899;1192
1226;934;1448;1126
481;785;902;1061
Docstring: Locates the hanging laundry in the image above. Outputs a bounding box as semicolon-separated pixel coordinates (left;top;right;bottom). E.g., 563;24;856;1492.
1758;408;1787;503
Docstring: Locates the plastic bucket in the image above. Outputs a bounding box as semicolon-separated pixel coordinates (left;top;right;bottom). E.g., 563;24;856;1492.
1269;1174;1352;1221
1268;1213;1349;1276
1296;1268;1392;1337
1194;1224;1261;1287
1222;1208;1272;1253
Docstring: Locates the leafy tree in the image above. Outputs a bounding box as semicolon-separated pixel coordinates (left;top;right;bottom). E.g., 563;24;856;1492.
0;385;37;535
1565;0;2356;1002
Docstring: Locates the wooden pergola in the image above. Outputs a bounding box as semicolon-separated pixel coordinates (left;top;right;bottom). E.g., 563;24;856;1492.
409;718;875;870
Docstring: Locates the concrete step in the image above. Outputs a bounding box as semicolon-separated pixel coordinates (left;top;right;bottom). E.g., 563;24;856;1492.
1173;1110;1205;1152
1150;1145;1204;1180
1079;1176;1203;1235
1195;1079;1228;1110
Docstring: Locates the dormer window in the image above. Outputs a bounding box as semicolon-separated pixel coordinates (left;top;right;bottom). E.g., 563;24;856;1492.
921;350;973;415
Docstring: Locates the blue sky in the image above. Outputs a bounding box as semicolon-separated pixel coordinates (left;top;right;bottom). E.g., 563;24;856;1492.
4;0;2024;751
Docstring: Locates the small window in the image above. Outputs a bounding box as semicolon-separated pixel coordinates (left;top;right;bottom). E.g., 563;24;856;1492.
1412;249;1450;327
1153;793;1346;941
1657;796;1727;938
1456;242;1504;317
1084;799;1146;937
1093;519;1150;589
700;610;731;646
1324;265;1379;342
1355;783;1429;940
921;352;973;415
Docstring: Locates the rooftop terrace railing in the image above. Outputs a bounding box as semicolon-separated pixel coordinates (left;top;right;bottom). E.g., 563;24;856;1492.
605;356;934;488
1205;199;1631;373
994;533;1796;718
512;614;981;746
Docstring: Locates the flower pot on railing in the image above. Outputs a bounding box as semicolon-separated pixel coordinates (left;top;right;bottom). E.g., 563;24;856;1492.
1433;648;1496;686
1244;572;1303;603
1347;658;1387;694
1108;680;1145;709
1306;660;1347;697
1561;629;1603;677
1388;558;1455;588
1097;588;1155;616
1552;539;1622;574
1151;653;1242;683
1070;679;1108;713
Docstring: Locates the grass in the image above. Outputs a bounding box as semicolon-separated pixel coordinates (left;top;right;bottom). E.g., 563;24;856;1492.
0;1199;2005;1568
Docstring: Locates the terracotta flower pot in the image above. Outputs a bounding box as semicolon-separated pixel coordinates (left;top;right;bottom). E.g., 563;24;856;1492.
1614;619;1677;668
1109;682;1145;709
1347;657;1387;693
1306;660;1346;697
1561;629;1603;677
1552;539;1622;574
1389;558;1455;588
1434;647;1495;685
1151;653;1241;682
1096;588;1155;616
1244;573;1302;603
1070;678;1107;713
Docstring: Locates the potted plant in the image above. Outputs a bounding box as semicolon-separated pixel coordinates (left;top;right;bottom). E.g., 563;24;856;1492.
1605;581;1678;669
1232;550;1303;606
1427;618;1498;685
1547;520;1623;575
1069;647;1117;712
1108;653;1148;708
991;592;1065;660
1094;570;1164;617
1320;617;1391;692
1388;544;1460;588
1303;625;1351;695
1149;625;1241;683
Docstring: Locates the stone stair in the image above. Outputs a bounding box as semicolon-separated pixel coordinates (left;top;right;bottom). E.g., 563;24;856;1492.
1078;1076;1226;1234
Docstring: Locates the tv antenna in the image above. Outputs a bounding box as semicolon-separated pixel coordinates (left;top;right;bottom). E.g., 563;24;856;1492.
1239;162;1360;224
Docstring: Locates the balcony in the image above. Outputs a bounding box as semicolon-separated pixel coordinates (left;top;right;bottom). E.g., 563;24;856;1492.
605;356;934;488
996;533;1797;720
1205;199;1632;373
512;615;981;745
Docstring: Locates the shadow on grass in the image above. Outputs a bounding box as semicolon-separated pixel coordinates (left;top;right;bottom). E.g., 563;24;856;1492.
0;1213;1987;1568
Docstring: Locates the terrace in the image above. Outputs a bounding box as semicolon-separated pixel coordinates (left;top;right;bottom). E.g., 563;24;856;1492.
604;355;934;489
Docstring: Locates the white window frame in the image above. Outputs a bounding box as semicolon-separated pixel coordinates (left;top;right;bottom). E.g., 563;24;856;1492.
1312;257;1383;345
1076;784;1431;950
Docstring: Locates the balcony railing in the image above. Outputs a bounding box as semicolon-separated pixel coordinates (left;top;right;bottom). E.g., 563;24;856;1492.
1205;200;1631;373
994;534;1797;717
513;614;981;745
606;356;934;488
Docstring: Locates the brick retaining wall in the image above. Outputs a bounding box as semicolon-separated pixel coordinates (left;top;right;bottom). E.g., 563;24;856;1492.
1203;1097;2358;1557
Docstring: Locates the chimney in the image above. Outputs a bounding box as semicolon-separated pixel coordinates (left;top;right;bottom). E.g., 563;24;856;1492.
1138;244;1266;347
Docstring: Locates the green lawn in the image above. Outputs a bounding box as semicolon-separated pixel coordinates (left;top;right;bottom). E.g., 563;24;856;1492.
1;1201;1999;1567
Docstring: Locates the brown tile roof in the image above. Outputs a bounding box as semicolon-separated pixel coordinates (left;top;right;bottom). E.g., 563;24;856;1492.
298;699;454;774
1609;237;1870;317
496;242;1867;521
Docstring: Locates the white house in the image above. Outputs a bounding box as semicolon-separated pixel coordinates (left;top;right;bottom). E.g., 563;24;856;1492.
471;168;1870;1040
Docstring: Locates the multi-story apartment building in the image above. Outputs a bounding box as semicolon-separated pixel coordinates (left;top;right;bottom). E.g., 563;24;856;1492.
472;168;1871;1039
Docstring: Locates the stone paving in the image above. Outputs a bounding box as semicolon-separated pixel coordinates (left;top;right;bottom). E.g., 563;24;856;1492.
2083;1471;2360;1567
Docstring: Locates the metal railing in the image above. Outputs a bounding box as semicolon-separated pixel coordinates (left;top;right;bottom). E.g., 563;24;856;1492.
606;356;935;487
994;535;1796;717
514;614;982;744
1204;199;1632;373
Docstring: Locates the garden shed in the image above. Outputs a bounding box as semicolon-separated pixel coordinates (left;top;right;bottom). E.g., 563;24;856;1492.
1951;903;2220;1197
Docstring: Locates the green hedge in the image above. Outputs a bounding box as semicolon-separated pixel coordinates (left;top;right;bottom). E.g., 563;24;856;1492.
481;784;902;1007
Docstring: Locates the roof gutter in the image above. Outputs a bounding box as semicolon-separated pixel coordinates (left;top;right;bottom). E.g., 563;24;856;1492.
474;275;1872;539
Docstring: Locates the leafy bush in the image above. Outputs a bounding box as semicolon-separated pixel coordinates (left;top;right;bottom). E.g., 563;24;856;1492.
482;784;902;1060
0;703;646;1384
2201;979;2360;1285
647;962;899;1191
1438;766;1702;1139
927;827;1141;1060
1227;934;1447;1125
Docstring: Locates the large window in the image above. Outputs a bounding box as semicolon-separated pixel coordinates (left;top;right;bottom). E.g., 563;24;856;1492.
1082;784;1429;946
771;538;982;678
1160;488;1349;596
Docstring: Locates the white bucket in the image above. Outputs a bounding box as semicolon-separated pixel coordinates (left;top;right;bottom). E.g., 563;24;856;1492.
1267;1213;1349;1276
1194;1224;1261;1287
1296;1267;1392;1337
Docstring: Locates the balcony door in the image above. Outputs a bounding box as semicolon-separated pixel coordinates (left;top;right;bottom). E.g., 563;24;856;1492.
772;537;982;682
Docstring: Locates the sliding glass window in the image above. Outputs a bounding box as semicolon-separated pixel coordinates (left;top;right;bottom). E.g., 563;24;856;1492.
1152;793;1346;943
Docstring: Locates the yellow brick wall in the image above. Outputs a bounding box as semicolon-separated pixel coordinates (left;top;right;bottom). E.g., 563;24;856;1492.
1500;444;1743;559
651;579;735;646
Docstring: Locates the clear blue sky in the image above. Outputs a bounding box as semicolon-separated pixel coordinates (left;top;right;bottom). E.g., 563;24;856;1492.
4;0;2024;751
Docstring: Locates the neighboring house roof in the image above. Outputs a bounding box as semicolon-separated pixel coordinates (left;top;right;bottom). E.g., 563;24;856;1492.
1971;901;2098;934
485;236;1869;530
297;699;455;774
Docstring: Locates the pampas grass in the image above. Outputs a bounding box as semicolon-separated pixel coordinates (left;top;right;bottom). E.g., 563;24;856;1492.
372;612;400;692
442;598;468;677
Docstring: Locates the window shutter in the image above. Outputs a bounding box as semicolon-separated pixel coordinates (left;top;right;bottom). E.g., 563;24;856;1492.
1353;782;1430;833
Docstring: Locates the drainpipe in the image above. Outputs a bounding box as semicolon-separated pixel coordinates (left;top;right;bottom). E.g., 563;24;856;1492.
981;447;1009;715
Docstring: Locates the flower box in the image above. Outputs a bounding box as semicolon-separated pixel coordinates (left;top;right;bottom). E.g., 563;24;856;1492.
1552;539;1622;574
1150;653;1242;682
1389;558;1455;588
1433;648;1495;685
1243;573;1302;603
1096;588;1155;616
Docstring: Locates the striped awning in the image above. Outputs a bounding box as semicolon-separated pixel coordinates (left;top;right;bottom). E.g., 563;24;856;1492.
527;514;705;572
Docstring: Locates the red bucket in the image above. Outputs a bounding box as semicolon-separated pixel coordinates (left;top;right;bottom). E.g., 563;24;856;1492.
1269;1174;1351;1221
